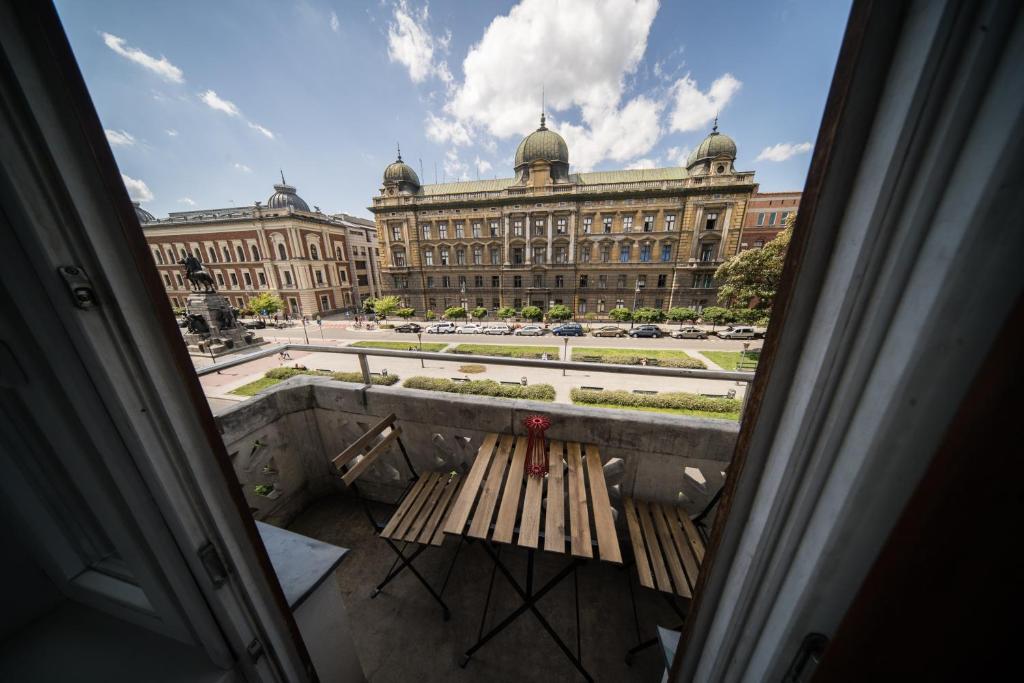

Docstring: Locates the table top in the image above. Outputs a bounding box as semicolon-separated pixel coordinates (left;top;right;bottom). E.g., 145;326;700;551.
443;432;622;564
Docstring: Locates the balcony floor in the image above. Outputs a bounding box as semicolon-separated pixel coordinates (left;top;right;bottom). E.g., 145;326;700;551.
288;494;683;682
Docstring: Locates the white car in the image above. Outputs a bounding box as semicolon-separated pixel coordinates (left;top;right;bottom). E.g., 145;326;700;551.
484;323;512;335
717;326;757;339
514;324;546;336
456;323;483;334
425;322;456;334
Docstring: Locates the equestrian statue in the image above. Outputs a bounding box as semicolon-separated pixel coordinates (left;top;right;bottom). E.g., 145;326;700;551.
178;254;216;293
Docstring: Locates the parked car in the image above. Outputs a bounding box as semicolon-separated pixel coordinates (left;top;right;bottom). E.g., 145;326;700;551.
591;325;627;338
628;324;664;338
456;323;483;334
717;325;757;339
176;316;188;328
425;322;457;334
514;324;546;336
240;319;266;329
394;322;422;333
670;325;707;339
551;322;585;337
484;323;512;335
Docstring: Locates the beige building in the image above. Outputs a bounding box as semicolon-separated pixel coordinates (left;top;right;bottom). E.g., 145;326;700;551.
140;179;378;316
371;117;757;316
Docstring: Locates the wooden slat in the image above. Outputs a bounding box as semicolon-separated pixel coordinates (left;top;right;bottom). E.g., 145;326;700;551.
566;442;593;559
468;435;515;539
623;498;654;589
421;475;461;545
660;503;699;594
543;440;566;554
517;450;545;549
380;474;432;539
676;508;706;564
403;472;448;542
332;414;396;467
429;478;464;546
492;436;529;544
583;444;622;564
340;427;402;486
636;501;671;593
651;504;690;598
392;473;442;540
443;433;499;535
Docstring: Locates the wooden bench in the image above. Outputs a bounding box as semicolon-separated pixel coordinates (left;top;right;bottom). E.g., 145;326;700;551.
581;386;604;391
623;497;705;599
578;355;603;363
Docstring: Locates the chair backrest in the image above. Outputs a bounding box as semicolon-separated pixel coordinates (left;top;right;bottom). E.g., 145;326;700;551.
332;413;407;486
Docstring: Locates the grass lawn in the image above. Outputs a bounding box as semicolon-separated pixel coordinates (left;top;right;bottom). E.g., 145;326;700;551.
229;377;282;396
448;343;559;359
700;350;761;371
572;400;740;421
572;347;697;361
350;340;448;351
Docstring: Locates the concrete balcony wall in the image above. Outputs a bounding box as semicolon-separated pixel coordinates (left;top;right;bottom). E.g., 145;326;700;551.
216;375;739;527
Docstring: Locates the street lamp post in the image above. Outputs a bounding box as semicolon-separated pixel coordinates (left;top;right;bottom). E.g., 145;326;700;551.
417;332;424;368
630;284;643;329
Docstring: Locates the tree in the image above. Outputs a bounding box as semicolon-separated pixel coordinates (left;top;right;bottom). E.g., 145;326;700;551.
715;214;795;310
730;307;762;324
444;306;467;320
547;304;572;321
248;292;284;318
395;307;415;319
608;307;632;322
373;295;401;320
471;307;488;320
497;306;517;320
667;307;698;328
425;309;436;321
583;311;597;321
361;297;377;315
520;305;543;321
701;306;734;331
631;307;666;324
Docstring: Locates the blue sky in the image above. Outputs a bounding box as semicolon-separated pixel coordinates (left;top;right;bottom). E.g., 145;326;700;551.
56;0;850;219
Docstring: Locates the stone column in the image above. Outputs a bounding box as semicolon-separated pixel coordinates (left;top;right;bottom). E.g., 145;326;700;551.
546;213;553;263
691;206;704;259
719;205;734;260
568;213;576;263
503;215;511;265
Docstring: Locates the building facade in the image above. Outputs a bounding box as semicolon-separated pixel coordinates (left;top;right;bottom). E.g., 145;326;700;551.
738;191;801;250
331;213;383;304
371;118;758;316
139;180;378;316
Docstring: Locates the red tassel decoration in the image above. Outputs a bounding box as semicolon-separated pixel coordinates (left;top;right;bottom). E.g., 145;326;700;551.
523;415;551;478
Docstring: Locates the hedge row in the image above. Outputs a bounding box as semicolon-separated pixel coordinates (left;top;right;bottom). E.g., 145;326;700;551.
403;376;556;401
575;352;706;369
570;388;739;413
447;344;559;359
264;366;400;385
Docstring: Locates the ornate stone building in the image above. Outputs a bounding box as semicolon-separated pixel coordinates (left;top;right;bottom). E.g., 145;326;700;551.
371;118;757;316
738;191;802;251
140;179;379;316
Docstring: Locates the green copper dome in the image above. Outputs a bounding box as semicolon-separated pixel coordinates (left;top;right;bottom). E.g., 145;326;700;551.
686;122;737;167
383;146;420;186
515;114;569;167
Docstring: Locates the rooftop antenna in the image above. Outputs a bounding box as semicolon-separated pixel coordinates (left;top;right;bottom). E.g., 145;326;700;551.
419;157;424;179
280;169;286;184
540;84;546;129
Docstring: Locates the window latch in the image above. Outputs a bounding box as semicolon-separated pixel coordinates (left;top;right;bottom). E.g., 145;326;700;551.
783;633;829;682
198;541;229;588
58;265;97;309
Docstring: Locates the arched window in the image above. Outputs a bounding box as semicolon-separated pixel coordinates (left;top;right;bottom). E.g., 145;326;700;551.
439;246;450;265
153;249;163;264
179;249;187;259
236;246;245;261
251;245;260;261
193;248;201;259
393;248;406;267
167;249;175;263
700;242;715;262
277;243;287;260
310;244;319;260
222;246;231;262
208;247;217;263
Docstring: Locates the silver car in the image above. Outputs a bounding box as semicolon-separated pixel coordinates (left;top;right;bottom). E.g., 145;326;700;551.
514;324;545;336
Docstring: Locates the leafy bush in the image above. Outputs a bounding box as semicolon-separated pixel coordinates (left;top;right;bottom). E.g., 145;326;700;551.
547;304;572;321
444;306;467;319
403;377;555;401
571;388;739;414
701;306;734;326
448;344;558;359
263;366;398;385
248;292;284;316
632;307;666;324
497;306;517;319
425;309;436;320
520;305;543;321
729;308;762;324
667;307;698;323
395;307;415;319
570;348;706;368
172;306;186;317
583;311;597;321
609;307;632;322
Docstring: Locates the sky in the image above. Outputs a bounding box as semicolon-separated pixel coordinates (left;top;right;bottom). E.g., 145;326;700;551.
56;0;851;219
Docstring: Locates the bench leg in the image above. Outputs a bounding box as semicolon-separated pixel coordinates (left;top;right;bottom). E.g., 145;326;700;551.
375;540;451;621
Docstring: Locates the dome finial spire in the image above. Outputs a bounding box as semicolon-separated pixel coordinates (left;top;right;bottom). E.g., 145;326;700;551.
280;169;286;185
539;84;547;129
712;114;719;133
396;142;402;161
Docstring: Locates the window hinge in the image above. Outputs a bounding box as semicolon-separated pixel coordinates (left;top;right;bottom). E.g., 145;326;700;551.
58;265;97;309
198;541;229;588
783;633;829;683
247;638;264;662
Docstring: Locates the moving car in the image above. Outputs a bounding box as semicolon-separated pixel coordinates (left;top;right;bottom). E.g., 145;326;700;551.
514;324;546;336
394;322;422;333
670;325;707;339
425;322;457;334
456;323;483;334
551;322;584;337
484;323;512;335
628;324;664;338
591;325;627;338
717;326;757;339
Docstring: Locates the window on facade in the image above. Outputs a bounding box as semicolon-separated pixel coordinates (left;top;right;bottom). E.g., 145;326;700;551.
657;273;667;288
251;245;260;261
422;224;432;239
439;223;448;239
166;249;175;263
769;212;777;225
617;275;627;289
490;247;501;265
556;217;567;234
216;273;225;286
603;217;613;233
428;298;437;309
555;275;564;288
755;240;765;248
700;243;715;261
579;246;591;263
705;212;719;231
153;250;163;265
391;226;402;242
474;275;483;287
665;214;676;231
310;245;319;260
623;216;634;232
203;247;214;263
640;244;652;262
578;299;587;313
600;245;611;262
513;220;523;236
472;222;481;238
780;211;789;226
654;298;664;309
455;222;465;238
533;274;544;288
492;276;500;288
440;247;449;265
637;274;647;288
458;275;467;288
180;249;187;259
258;272;267;285
756;212;765;226
442;276;451;288
426;276;435;288
393;249;406;267
661;244;672;262
475;297;483;308
513;298;522;308
222;246;231;261
424;250;434;266
554;246;567;263
643;216;654;232
456;248;466;265
227;272;237;286
315;271;324;284
597;299;606;312
277;243;287;260
583;217;592;233
580;274;588;288
534;219;545;236
533;246;546;264
694;272;714;288
598;274;607;289
512;247;524;264
175;273;184;286
194;247;201;259
513;275;522;288
162;273;170;286
472;246;483;264
283;271;293;285
334;247;342;261
619;244;631;262
243;272;252;286
490;221;500;237
492;298;500;309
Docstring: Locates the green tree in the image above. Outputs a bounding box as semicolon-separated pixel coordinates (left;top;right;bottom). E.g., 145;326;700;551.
631;307;666;324
444;306;467;319
248;292;284;317
715;215;794;310
547;304;572;321
471;307;488;320
497;306;517;320
667;307;698;328
701;306;734;331
425;309;436;321
395;307;415;319
730;307;762;324
171;306;186;317
520;305;543;321
583;311;597;322
361;297;377;315
372;295;401;320
608;307;632;322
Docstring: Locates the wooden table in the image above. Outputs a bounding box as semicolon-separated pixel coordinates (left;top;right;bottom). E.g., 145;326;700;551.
443;432;623;681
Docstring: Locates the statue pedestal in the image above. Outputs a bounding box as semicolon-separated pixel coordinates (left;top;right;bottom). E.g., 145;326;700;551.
185;292;266;357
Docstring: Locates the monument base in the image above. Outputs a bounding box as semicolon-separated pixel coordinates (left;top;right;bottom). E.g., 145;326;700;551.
184;292;266;357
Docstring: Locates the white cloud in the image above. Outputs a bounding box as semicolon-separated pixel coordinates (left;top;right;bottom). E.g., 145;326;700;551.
625;157;658;169
177;197;196;206
200;89;241;117
102;33;184;83
233;163;252;173
558;96;663;171
443;149;469;180
474;156;493;175
387;1;451;84
668;73;741;133
425;111;472;146
121;173;153;202
105;129;135;146
165;129;179;137
756;141;813;162
665;145;691;166
248;122;275;139
330;11;340;33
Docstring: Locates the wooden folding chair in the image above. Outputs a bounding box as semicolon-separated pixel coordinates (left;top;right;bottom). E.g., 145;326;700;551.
621;496;707;664
331;413;463;620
